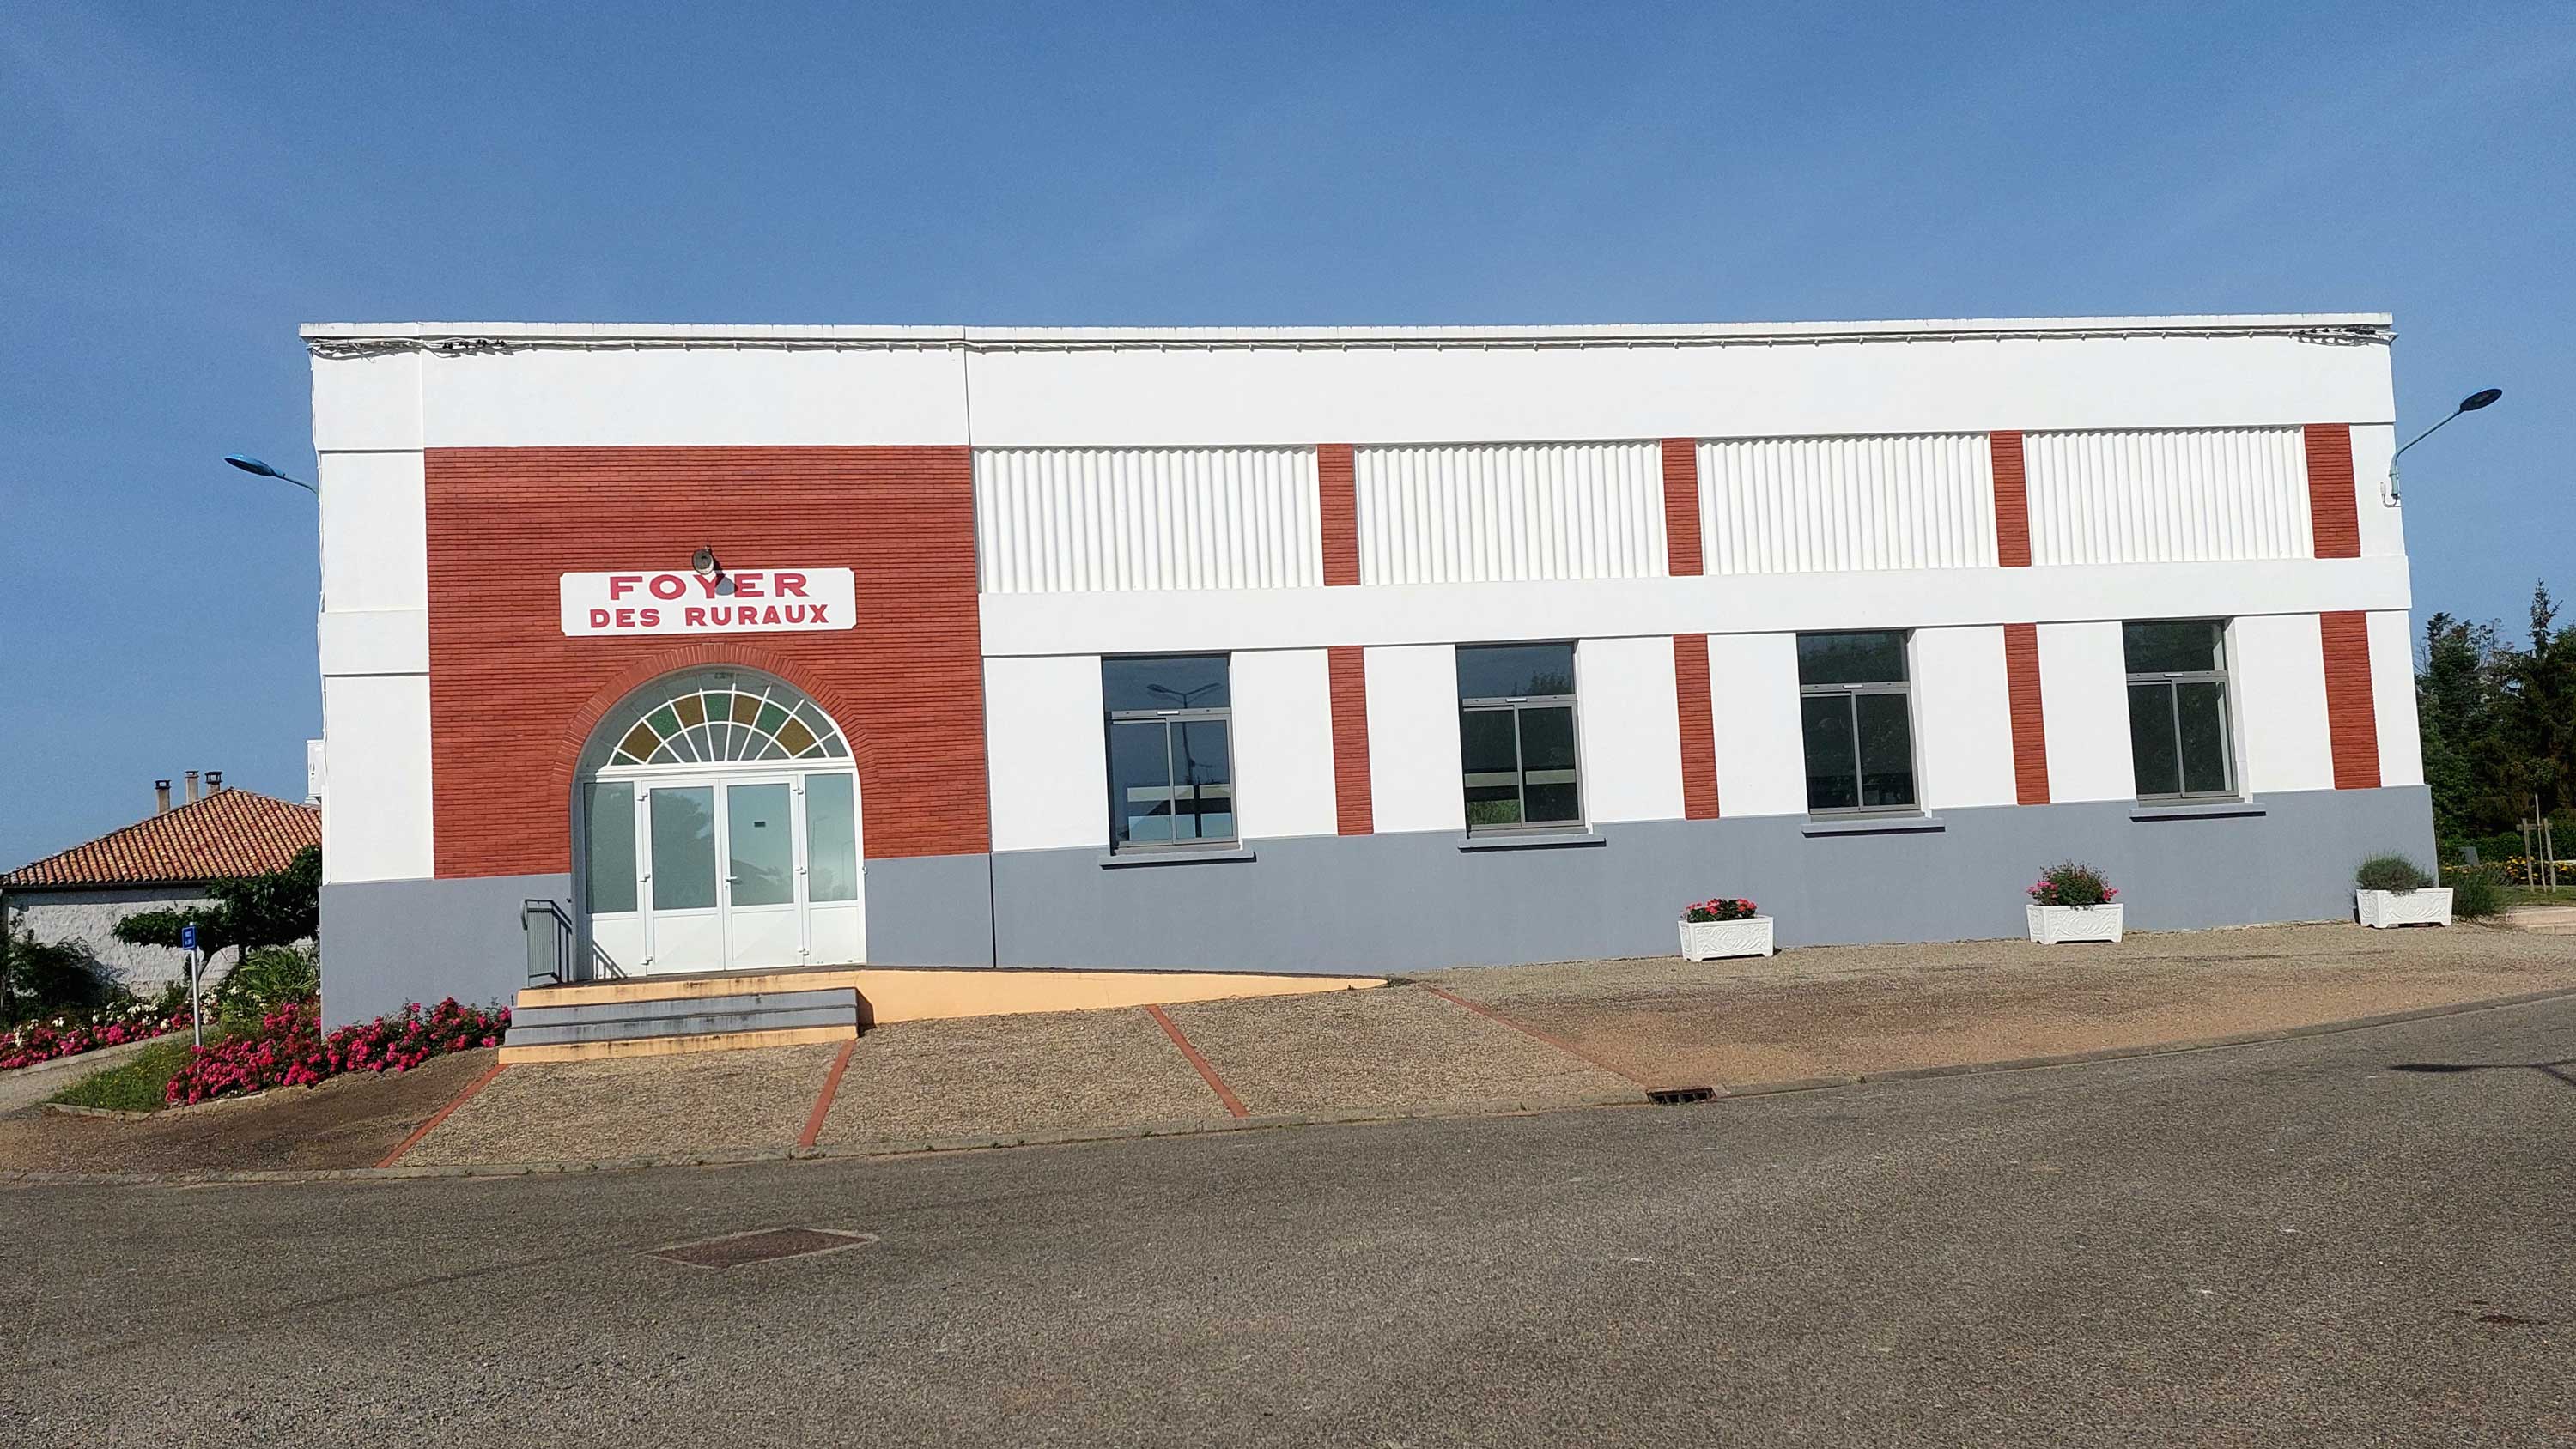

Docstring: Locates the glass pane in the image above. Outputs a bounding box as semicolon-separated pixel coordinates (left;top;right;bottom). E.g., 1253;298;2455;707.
648;786;717;911
2177;681;2233;795
1174;719;1236;841
1854;692;1917;809
1460;708;1522;826
1797;632;1908;687
2123;620;2226;675
1801;695;1859;811
1456;643;1576;700
1519;705;1581;823
674;693;705;728
1103;654;1230;712
805;773;859;902
582;782;636;914
1109;719;1176;846
725;783;795;908
2129;682;2182;797
756;701;790;736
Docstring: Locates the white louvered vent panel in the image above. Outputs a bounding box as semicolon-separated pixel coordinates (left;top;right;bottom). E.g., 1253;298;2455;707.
974;447;1323;594
2023;427;2312;567
1695;434;1997;576
1353;441;1667;585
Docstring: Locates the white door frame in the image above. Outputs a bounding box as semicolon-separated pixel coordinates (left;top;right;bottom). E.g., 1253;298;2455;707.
581;762;860;976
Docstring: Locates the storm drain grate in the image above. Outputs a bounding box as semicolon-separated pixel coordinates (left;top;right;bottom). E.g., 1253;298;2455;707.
646;1227;879;1269
1647;1086;1716;1106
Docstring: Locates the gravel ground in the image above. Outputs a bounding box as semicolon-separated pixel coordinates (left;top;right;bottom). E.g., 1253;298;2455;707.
820;1007;1227;1146
1425;921;2576;1086
403;1043;840;1165
0;1049;495;1173
1164;983;1637;1115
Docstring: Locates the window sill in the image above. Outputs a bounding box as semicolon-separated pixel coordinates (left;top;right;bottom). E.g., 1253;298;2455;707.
1097;846;1258;869
1801;814;1946;837
2129;799;2266;822
1456;829;1605;852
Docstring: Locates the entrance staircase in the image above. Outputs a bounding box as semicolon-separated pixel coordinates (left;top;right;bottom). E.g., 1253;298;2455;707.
501;980;860;1064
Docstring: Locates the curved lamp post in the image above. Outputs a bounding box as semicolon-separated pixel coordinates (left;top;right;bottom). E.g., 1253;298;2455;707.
224;453;318;494
2385;388;2502;502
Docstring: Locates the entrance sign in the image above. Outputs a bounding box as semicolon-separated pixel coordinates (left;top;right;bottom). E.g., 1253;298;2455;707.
560;569;856;637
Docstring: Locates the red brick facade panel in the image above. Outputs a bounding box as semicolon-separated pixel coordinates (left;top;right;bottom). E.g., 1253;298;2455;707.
1673;634;1721;819
2002;622;2050;805
1318;443;1360;586
1327;645;1373;834
1660;439;1703;578
1990;431;2032;568
424;446;987;878
2304;424;2360;560
2319;609;2382;790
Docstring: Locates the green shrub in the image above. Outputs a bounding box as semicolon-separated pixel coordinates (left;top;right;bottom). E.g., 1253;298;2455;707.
50;1037;197;1113
0;919;107;1023
2451;870;2506;919
2027;862;2117;908
210;945;320;1032
2355;854;2435;893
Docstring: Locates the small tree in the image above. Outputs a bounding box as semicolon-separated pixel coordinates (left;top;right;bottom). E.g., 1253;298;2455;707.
112;846;321;962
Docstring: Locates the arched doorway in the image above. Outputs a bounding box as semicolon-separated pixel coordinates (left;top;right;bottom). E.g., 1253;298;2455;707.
574;666;863;974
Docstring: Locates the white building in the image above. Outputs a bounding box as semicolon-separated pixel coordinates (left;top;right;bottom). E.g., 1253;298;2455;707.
303;314;2428;1028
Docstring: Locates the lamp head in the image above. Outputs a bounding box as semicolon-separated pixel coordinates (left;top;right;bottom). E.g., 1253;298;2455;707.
224;455;282;478
2459;387;2502;413
690;546;720;580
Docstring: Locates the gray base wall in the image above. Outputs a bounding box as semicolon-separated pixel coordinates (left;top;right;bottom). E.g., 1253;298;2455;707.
320;873;568;1029
316;787;2430;1012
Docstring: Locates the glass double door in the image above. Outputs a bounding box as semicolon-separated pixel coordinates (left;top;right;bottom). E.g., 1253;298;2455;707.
585;770;864;974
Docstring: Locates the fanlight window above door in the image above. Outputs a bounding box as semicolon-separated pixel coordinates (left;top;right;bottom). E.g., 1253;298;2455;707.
604;673;850;767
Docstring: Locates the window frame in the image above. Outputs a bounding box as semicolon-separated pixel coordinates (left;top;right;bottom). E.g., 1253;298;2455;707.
2123;619;2239;803
1456;642;1585;835
1102;654;1240;854
1795;630;1923;818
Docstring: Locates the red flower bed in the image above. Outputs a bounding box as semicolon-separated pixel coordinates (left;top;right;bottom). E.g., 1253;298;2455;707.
163;998;509;1106
1;1008;191;1072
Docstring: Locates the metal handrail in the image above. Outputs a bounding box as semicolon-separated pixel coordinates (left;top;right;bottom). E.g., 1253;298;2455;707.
522;899;575;985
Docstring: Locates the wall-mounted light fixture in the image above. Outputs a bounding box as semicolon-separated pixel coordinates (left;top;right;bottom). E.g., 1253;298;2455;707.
691;546;720;581
2385;387;2503;502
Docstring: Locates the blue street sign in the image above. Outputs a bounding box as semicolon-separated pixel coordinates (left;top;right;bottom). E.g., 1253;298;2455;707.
180;924;197;951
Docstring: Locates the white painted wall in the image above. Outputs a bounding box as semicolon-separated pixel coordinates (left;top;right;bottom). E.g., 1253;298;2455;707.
1911;626;2019;811
1704;633;1807;818
319;452;428;615
309;349;422;452
2231;614;2335;795
1573;637;1684;823
979;555;2410;658
2024;427;2312;566
2349;423;2407;558
417;344;971;447
1355;441;1666;585
319;674;434;883
974;447;1321;594
1229;649;1339;840
1697;434;1996;575
6;888;224;991
982;655;1108;852
2038;621;2134;803
1364;645;1467;834
2366;609;2426;788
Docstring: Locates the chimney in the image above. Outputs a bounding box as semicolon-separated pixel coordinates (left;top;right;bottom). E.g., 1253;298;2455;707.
185;770;200;803
155;779;172;815
206;770;224;794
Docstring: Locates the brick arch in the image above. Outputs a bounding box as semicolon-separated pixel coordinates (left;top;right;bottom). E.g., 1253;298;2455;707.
545;641;878;818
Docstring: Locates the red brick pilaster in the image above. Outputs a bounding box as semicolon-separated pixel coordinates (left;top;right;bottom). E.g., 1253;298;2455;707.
1327;646;1373;834
1991;431;2032;567
1661;439;1702;576
2003;623;2050;805
2320;610;2381;789
1674;634;1721;819
1318;444;1360;586
2305;425;2360;560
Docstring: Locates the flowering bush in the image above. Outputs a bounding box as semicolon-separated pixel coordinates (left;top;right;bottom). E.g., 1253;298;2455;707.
1683;896;1759;923
2028;862;2117;908
0;1001;191;1072
162;997;509;1106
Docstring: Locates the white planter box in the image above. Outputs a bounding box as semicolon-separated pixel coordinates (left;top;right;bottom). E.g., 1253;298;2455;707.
1679;916;1775;961
2027;902;2124;944
2356;888;2452;928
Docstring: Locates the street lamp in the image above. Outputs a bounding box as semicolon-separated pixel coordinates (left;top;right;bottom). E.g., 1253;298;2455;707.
223;454;318;494
2385;388;2502;502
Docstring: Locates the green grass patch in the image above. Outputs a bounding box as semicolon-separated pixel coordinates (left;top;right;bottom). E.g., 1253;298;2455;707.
2501;885;2576;907
50;1037;197;1113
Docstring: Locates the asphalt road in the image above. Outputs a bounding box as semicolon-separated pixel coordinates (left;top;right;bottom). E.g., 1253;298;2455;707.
5;997;2573;1446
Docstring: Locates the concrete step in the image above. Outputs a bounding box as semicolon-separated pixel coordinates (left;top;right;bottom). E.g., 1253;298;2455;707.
504;1002;858;1047
502;985;860;1052
508;989;854;1032
2503;906;2576;936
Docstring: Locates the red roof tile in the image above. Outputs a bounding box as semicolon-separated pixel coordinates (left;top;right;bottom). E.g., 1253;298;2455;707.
2;791;320;890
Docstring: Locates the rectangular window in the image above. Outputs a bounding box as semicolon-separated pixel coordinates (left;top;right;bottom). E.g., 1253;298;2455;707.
2123;620;2234;799
804;773;859;903
1103;655;1236;851
582;781;636;914
1458;643;1583;832
1797;632;1917;814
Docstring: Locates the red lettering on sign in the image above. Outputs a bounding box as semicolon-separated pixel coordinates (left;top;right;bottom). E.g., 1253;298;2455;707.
809;604;829;624
609;574;641;601
734;573;764;598
684;607;707;627
649;574;685;600
589;609;611;628
775;572;808;598
641;608;659;627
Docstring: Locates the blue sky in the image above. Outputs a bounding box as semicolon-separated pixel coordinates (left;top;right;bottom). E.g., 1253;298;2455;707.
3;2;2569;867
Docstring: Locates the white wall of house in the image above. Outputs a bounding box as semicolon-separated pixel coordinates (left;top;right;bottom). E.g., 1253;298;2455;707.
6;887;224;991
